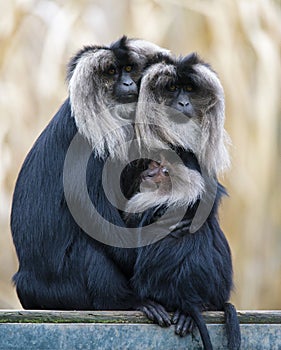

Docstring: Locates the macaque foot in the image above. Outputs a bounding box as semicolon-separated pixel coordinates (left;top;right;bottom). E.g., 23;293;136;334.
172;309;195;336
137;300;171;327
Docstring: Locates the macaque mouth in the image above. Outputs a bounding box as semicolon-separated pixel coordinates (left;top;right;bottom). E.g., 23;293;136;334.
181;111;194;119
127;93;138;100
168;108;193;123
140;179;159;192
118;93;138;103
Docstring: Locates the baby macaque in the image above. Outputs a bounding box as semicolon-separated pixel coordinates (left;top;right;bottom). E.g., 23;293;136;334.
125;154;204;217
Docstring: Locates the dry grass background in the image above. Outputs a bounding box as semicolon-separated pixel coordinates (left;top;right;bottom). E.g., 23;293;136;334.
0;0;280;310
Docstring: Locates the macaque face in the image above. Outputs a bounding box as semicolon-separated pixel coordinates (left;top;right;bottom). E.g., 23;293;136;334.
140;157;171;194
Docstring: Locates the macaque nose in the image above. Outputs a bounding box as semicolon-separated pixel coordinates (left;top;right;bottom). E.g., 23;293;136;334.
145;167;159;178
123;79;134;86
178;100;190;107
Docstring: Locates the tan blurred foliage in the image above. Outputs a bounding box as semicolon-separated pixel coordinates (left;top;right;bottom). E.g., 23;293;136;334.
0;0;280;309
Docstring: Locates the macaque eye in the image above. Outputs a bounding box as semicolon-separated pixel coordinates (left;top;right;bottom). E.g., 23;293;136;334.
167;84;177;92
162;167;169;176
185;85;193;92
125;65;132;72
107;66;116;75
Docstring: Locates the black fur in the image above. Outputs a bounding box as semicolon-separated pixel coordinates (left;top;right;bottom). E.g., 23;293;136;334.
143;52;175;70
11;99;136;310
177;52;214;81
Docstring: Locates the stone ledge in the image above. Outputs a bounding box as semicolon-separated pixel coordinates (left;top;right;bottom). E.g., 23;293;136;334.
0;310;280;349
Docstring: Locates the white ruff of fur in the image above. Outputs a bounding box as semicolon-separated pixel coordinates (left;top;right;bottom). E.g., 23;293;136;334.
194;64;231;175
125;165;204;215
69;49;132;161
135;62;231;176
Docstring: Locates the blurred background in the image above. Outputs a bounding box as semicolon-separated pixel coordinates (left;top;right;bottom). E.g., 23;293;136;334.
0;0;280;310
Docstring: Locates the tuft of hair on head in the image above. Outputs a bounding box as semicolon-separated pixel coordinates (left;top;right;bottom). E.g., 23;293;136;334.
143;52;176;72
110;35;128;50
109;35;131;65
181;52;204;65
177;52;213;82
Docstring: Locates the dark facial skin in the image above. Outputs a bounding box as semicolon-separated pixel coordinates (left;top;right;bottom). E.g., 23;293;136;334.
141;160;170;183
105;64;139;103
166;83;196;118
140;160;171;192
145;53;209;120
